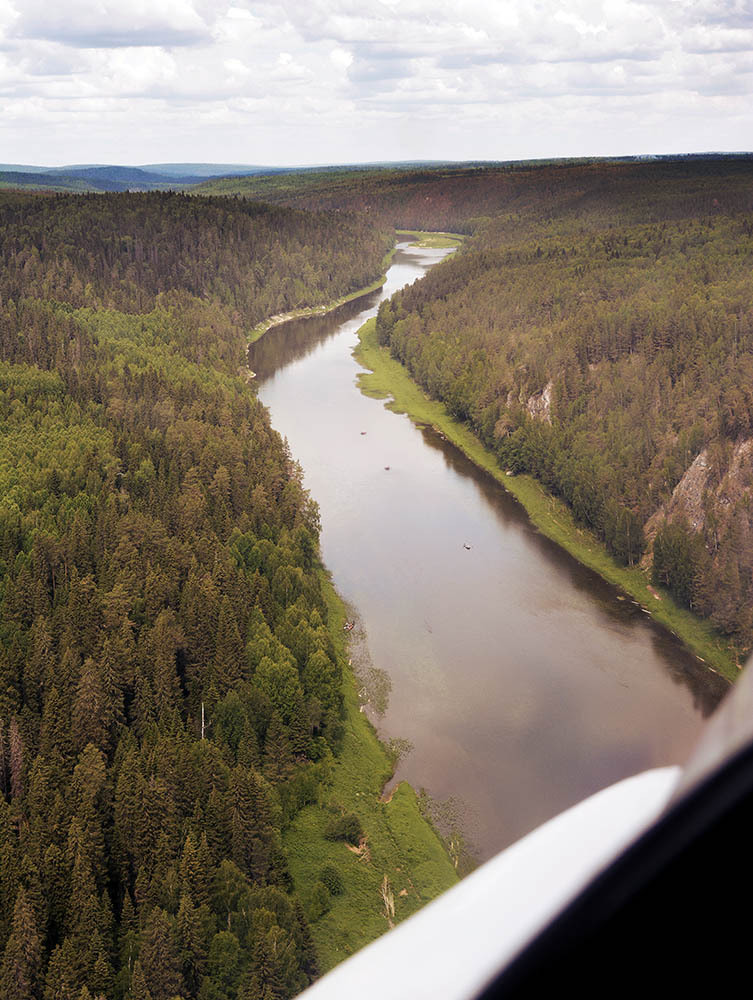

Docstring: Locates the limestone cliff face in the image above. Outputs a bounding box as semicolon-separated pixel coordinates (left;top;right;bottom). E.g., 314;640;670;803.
644;437;753;577
525;380;553;424
645;449;711;546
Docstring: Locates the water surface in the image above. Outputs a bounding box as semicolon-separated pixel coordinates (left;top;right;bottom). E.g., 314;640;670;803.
249;244;727;860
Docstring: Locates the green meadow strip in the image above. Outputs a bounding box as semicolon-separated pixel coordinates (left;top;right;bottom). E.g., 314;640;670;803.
395;229;466;248
282;571;458;972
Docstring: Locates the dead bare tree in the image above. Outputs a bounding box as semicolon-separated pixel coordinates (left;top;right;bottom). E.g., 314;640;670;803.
380;874;395;928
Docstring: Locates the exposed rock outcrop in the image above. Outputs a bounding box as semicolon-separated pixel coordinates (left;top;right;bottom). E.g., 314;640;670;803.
644;437;753;560
645;448;711;544
525;380;553;424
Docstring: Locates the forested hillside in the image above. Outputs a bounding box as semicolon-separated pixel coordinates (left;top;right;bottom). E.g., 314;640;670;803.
195;156;753;235
0;191;393;999
0;192;390;325
372;159;753;652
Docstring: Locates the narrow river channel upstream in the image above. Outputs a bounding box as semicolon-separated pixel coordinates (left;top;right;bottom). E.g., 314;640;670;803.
249;242;728;862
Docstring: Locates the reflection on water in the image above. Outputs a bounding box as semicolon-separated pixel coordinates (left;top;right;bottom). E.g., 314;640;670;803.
417;422;722;718
249;244;728;860
250;290;382;380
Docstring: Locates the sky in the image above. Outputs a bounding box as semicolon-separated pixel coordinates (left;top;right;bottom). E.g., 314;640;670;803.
0;0;751;167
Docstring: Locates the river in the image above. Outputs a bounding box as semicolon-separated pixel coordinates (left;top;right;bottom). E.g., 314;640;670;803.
248;242;727;862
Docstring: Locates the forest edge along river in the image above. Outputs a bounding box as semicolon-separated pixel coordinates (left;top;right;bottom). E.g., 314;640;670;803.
248;240;728;863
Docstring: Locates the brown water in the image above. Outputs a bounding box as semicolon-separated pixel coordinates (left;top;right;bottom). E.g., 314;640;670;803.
249;243;728;860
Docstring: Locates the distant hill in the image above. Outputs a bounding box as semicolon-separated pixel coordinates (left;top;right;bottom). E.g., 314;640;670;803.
0;162;279;192
0;163;60;174
62;165;178;182
140;162;286;178
50;165;206;190
0;159;501;194
0;164;190;192
0;170;95;192
2;153;750;196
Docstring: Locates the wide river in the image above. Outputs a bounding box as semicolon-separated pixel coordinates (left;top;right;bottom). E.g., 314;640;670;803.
249;243;728;861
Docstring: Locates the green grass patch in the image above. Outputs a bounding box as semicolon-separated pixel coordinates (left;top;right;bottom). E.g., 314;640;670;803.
396;229;465;248
283;571;458;972
353;317;738;683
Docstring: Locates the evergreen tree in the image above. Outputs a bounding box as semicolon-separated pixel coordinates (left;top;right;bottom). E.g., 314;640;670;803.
176;892;207;994
127;960;152;1000
138;909;184;1000
72;661;107;755
0;888;42;1000
213;598;245;697
43;938;79;1000
9;717;24;799
263;714;294;784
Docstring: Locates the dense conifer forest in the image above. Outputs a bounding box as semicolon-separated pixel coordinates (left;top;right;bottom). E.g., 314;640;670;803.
369;160;753;650
0;191;391;999
195;156;753;235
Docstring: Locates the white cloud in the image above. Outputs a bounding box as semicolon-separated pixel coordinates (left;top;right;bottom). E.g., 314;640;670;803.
0;0;750;164
11;0;209;48
223;57;250;76
330;46;353;71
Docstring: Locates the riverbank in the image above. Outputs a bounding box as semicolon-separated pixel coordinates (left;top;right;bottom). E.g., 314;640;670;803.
248;247;398;345
396;229;465;249
283;570;458;972
248;235;461;345
353;317;738;683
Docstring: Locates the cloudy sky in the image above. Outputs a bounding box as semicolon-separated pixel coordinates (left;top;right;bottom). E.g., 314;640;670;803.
0;0;750;167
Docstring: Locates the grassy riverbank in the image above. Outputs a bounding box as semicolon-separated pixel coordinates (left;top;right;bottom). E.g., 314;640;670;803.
283;571;458;972
396;229;465;248
354;318;738;683
249;247;397;344
248;234;460;345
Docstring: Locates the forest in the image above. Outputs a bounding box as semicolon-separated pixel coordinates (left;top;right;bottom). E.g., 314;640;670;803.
369;159;753;650
0;190;392;999
3;155;753;999
204;156;753;650
195;155;753;235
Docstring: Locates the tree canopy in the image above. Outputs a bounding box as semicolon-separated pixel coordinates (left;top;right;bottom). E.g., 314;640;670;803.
0;188;390;999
